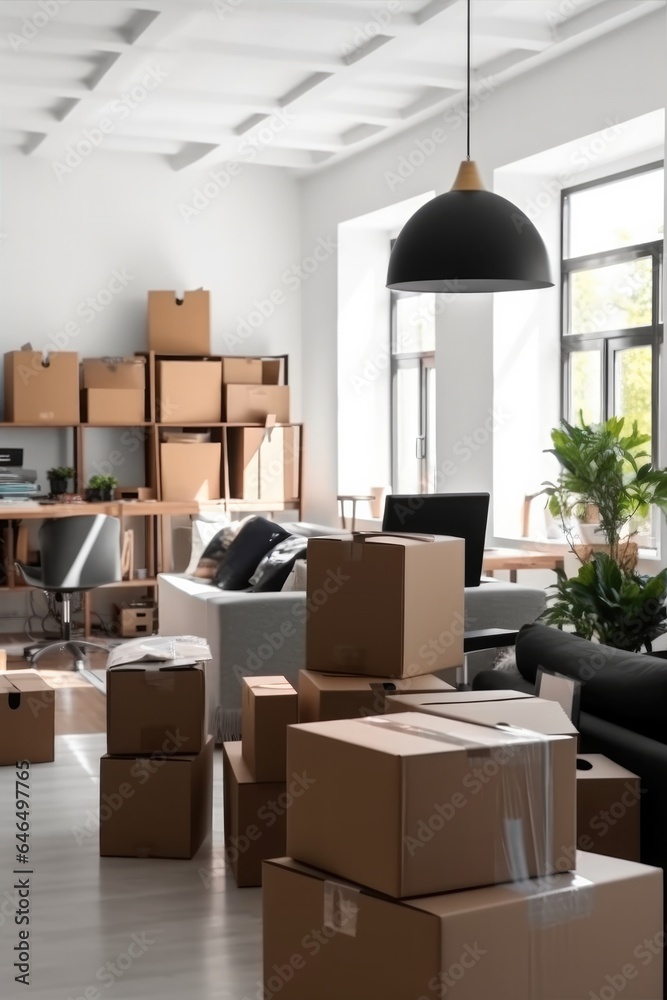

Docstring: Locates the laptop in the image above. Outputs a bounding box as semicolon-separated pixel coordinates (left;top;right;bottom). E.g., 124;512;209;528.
382;492;490;587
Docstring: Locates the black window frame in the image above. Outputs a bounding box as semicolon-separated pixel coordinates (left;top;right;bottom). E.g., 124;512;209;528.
560;161;664;456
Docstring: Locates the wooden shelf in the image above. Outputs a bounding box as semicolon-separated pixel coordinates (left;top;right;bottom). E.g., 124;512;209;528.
98;578;158;589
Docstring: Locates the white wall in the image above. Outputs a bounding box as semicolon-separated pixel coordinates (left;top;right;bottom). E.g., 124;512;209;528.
300;7;667;529
0;149;301;623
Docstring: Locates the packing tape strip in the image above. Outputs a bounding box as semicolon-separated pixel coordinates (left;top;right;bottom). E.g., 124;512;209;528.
323;880;360;939
360;715;548;747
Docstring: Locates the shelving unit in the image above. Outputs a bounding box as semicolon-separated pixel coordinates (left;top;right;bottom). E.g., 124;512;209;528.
0;351;303;636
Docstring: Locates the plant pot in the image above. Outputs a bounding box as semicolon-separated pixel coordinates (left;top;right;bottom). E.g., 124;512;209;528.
49;477;68;496
86;488;102;502
577;521;606;544
100;487;113;501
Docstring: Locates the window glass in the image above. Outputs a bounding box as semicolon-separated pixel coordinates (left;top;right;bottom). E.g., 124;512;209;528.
569;350;601;425
567;168;664;258
569;258;653;335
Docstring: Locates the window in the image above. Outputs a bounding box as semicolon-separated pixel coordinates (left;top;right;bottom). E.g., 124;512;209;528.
390;287;436;493
561;164;663;458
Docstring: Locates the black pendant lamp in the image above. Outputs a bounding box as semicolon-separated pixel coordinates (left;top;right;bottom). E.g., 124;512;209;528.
386;0;553;293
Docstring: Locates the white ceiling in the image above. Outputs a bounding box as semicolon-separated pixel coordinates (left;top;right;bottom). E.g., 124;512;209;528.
0;0;663;174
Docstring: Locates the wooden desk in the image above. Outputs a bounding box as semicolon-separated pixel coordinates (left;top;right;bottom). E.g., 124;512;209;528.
483;548;565;582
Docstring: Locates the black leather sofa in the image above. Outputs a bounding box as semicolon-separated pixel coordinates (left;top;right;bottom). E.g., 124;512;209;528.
474;622;667;873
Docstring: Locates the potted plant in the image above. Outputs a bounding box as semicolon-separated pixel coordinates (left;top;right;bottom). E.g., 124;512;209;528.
542;415;667;563
47;466;74;496
86;474;118;502
541;552;667;653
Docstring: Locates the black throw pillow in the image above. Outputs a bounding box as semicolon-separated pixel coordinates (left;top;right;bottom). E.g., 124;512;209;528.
516;622;667;743
249;536;308;592
213;516;291;591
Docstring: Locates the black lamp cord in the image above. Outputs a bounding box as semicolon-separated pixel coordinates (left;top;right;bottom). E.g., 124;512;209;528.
466;0;471;161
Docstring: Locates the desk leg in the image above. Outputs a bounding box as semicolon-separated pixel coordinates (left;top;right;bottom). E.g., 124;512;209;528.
456;654;470;691
510;569;517;583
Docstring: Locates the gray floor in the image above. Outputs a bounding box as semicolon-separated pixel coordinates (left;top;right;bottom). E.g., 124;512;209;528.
0;735;262;1000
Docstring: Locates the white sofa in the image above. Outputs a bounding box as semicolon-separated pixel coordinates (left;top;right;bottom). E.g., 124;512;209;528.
158;572;546;742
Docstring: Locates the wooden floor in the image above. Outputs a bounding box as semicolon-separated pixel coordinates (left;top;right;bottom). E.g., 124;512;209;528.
4;638;107;734
0;734;262;1000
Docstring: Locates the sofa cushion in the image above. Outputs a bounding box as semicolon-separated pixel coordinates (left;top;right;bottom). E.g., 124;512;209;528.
249;536;308;593
213;516;291;591
193;518;248;580
515;623;667;743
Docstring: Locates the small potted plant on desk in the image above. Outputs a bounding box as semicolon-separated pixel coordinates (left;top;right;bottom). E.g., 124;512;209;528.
47;466;74;498
86;474;118;502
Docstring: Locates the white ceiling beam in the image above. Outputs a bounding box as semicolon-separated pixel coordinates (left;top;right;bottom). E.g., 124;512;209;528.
474;18;554;51
554;0;666;42
372;60;465;90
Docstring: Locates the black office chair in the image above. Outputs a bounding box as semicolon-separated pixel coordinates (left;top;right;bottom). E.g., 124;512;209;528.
16;514;121;670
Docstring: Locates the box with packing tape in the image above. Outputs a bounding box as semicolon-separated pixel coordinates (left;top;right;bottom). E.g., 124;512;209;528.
305;533;465;678
262;852;663;1000
105;636;210;755
241;676;297;782
384;689;579;739
286;712;577;898
298;670;454;724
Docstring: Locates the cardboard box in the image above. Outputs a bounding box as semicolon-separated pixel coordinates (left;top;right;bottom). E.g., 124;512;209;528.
106;660;206;755
223;741;286;887
99;736;213;859
114;604;157;638
241;676;297;781
262;852;663;1000
147;290;210;355
262;358;285;385
160;443;221;501
286;712;577;897
158;360;222;423
5;351;79;423
306;533;465;678
0;671;54;765
577;754;641;862
81;357;146;390
225;384;290;423
384;689;579;737
221;357;262;384
228;426;299;501
298;670;454;724
83;388;145;424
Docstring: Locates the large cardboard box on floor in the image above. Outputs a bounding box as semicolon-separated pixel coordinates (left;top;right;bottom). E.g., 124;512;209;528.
306;533;465;678
286;712;576;897
577;754;641;862
83;388;145;425
5;351;79;423
99;736;213;859
158;360;222;423
106;660;207;756
228;425;299;501
147;290;210;355
262;852;663;1000
225;384;290;423
298;670;454;723
160;442;221;501
223;742;286;887
384;689;579;738
242;676;297;781
0;671;54;765
81;357;146;390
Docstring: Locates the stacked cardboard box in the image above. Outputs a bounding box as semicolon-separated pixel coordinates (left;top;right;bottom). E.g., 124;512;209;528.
81;357;146;425
223;676;297;886
99;658;213;859
260;531;663;999
5;350;80;423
